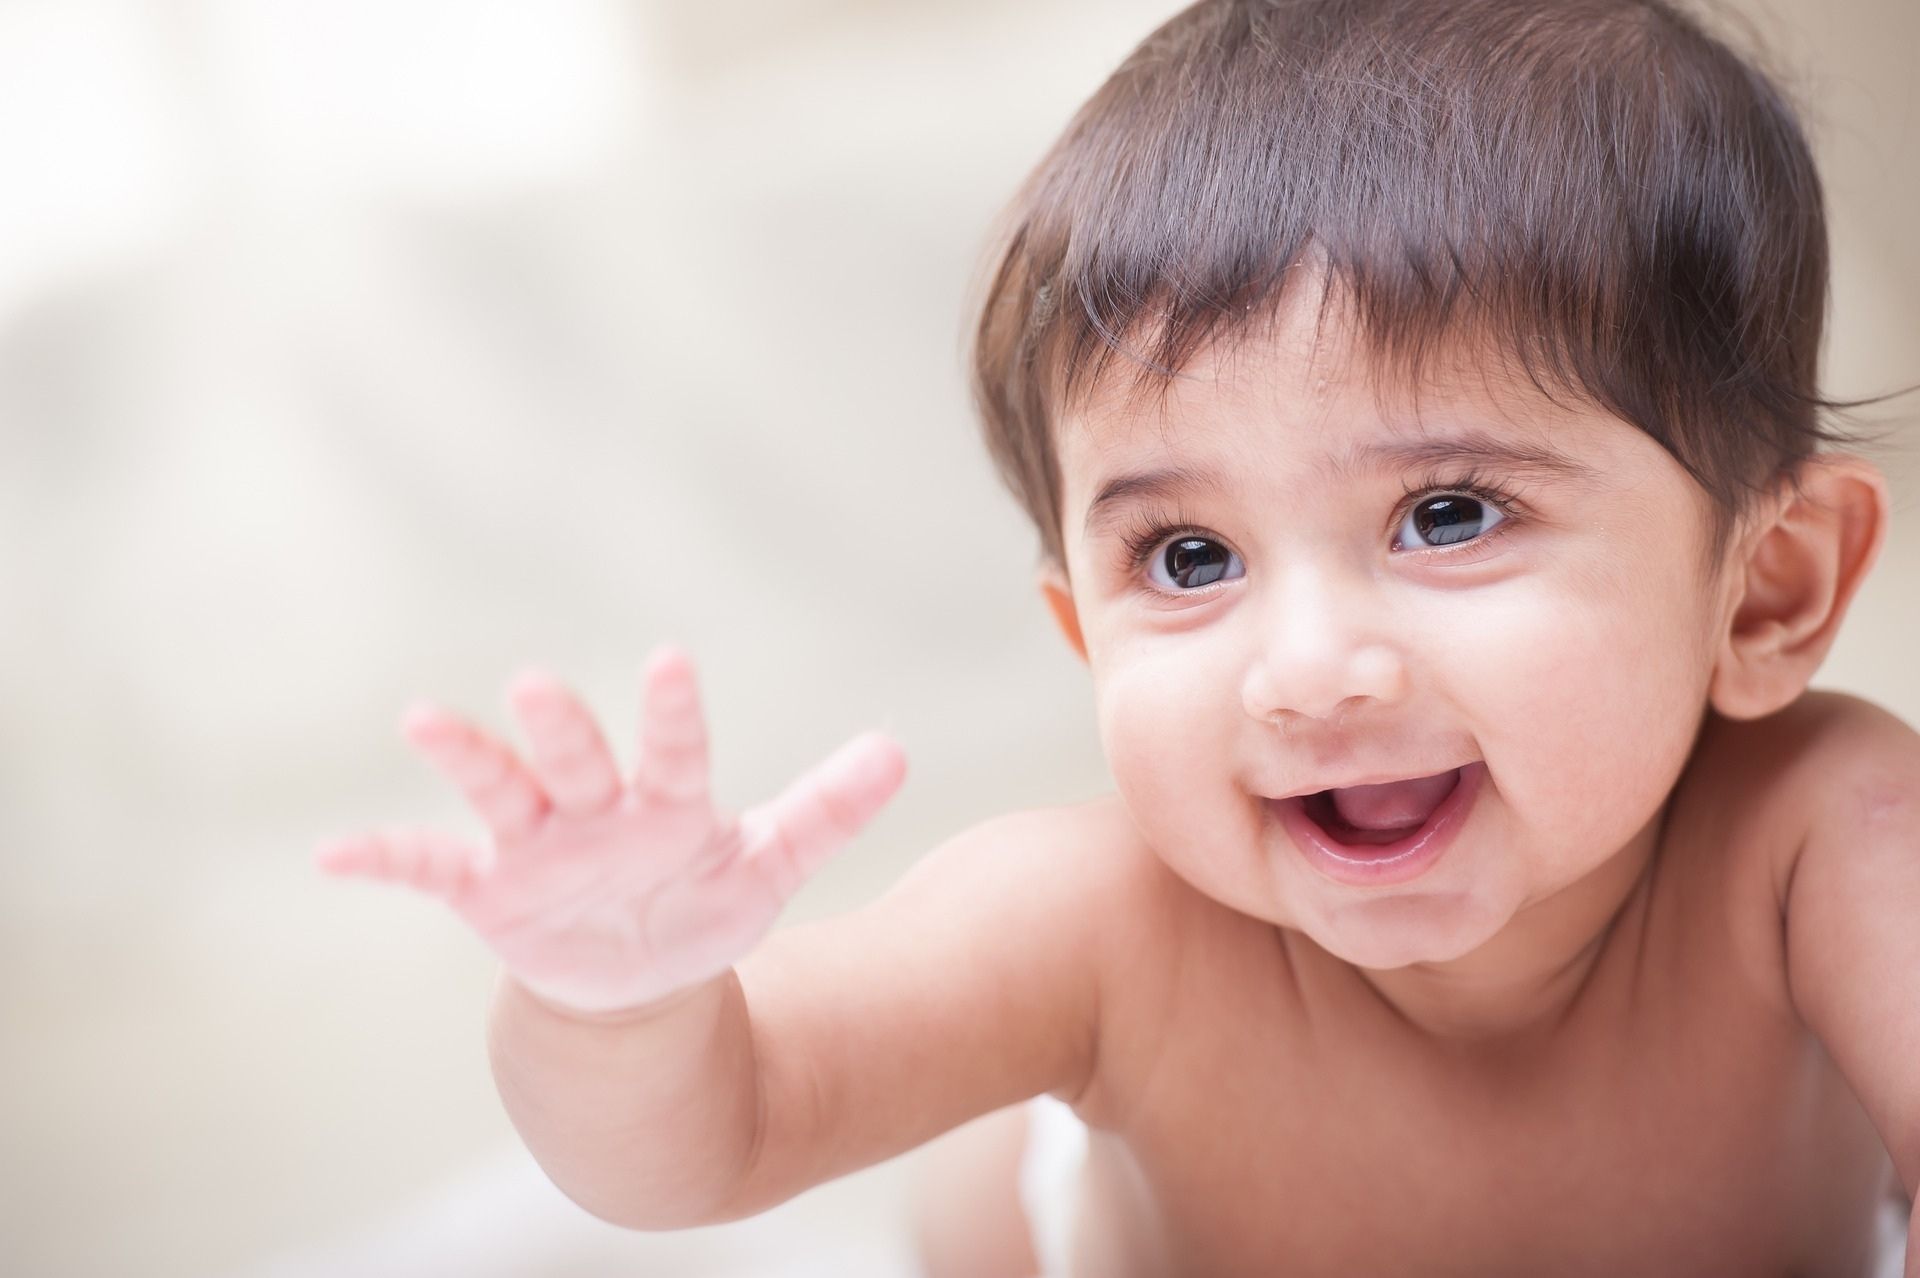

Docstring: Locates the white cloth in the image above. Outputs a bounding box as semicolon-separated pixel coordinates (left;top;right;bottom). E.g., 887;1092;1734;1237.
1016;1094;1088;1278
1015;1095;1910;1278
1873;1193;1909;1278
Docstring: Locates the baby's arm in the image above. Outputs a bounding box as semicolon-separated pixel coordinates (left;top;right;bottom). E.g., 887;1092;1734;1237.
715;801;1105;1218
1778;696;1920;1275
488;803;1103;1228
318;648;1103;1229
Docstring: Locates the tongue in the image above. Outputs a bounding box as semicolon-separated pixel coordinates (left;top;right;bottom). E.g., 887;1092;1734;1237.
1329;769;1460;831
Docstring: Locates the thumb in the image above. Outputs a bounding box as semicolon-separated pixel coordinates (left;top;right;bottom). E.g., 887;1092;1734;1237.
736;731;907;903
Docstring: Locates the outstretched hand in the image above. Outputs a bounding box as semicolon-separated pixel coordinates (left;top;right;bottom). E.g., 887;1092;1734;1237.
314;645;907;1017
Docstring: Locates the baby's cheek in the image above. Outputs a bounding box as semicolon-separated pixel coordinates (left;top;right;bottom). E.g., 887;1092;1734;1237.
1094;659;1231;827
1473;579;1707;854
1096;674;1268;911
1094;668;1181;797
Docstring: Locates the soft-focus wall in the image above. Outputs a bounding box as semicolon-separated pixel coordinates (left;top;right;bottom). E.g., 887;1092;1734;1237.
1;1;1913;1274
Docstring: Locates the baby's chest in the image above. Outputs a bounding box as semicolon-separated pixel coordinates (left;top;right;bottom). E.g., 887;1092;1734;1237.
1079;935;1889;1276
1085;1016;1886;1277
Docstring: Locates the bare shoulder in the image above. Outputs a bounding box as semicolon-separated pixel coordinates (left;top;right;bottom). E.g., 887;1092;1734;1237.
1765;694;1920;1189
900;792;1153;891
1769;690;1920;883
1779;689;1920;793
1013;796;1223;1126
1016;791;1198;947
920;794;1203;1109
879;794;1173;967
1684;689;1920;909
949;793;1196;1016
725;796;1170;1210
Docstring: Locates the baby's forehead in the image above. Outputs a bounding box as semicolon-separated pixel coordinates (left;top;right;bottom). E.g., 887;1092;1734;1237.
1063;280;1570;426
1055;327;1615;479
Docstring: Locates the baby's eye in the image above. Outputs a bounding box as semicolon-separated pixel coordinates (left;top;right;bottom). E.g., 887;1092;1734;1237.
1146;535;1245;592
1394;493;1507;551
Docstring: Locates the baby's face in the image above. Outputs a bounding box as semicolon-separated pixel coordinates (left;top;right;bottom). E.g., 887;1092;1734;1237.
1050;294;1739;971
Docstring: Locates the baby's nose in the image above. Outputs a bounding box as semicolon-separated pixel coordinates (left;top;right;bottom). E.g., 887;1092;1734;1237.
1239;585;1408;724
1244;647;1407;726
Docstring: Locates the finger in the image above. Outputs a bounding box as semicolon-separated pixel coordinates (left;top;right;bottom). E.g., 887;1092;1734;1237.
313;827;487;899
507;670;623;815
736;731;906;903
400;704;550;841
633;644;712;807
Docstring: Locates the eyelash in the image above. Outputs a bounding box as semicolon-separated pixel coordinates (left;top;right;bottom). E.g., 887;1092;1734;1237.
1116;467;1529;590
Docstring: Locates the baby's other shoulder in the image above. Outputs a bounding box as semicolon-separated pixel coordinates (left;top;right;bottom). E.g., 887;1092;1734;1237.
1687;689;1920;905
1767;690;1920;851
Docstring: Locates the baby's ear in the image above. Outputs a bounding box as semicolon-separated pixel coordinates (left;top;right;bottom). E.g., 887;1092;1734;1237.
1708;455;1891;721
1037;563;1089;664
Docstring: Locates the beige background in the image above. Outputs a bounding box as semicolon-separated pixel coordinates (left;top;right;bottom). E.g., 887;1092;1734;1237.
0;1;1913;1274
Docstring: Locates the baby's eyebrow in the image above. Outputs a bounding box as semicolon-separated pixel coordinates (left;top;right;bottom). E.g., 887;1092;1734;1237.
1337;430;1601;486
1081;430;1599;538
1082;464;1232;538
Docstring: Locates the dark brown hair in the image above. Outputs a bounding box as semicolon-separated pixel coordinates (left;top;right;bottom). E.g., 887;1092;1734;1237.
970;0;1901;577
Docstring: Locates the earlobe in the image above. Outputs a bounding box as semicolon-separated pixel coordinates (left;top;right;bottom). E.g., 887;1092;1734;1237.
1037;564;1089;664
1708;455;1890;721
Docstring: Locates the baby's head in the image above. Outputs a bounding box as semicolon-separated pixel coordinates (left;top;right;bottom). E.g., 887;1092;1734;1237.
970;0;1893;973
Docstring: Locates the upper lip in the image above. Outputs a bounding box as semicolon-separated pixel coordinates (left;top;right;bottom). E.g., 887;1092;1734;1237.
1268;762;1474;803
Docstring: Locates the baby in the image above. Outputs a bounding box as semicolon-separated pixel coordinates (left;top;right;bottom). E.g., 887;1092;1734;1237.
317;0;1919;1274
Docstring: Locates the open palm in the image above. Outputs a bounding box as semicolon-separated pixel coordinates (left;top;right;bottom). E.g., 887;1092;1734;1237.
315;645;906;1017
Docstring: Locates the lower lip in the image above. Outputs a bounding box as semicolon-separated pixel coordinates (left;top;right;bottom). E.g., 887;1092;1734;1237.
1270;761;1485;888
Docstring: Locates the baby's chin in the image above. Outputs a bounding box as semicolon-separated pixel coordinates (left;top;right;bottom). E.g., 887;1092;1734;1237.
1292;889;1516;971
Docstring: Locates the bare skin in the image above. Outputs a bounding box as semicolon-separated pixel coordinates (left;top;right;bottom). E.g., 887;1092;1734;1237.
318;286;1916;1274
326;659;1912;1275
918;692;1909;1277
318;640;1917;1276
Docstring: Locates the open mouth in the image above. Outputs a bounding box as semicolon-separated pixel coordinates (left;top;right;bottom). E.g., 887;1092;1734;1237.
1271;762;1483;886
1298;766;1465;850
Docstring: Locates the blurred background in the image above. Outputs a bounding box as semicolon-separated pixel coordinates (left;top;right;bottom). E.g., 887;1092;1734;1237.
0;1;1912;1274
